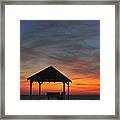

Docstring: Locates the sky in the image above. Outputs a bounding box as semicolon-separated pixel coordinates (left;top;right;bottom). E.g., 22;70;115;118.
20;20;100;95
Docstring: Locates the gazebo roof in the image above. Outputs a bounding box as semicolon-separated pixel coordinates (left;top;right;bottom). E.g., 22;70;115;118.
27;66;72;83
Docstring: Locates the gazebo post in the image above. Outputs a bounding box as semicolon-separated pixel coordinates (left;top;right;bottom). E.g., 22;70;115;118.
30;81;32;96
63;82;65;99
39;82;42;96
68;82;69;100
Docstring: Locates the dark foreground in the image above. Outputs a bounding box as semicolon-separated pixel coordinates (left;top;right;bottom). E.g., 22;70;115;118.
20;94;100;100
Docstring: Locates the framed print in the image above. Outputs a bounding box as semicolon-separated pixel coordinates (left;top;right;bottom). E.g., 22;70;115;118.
0;0;119;119
20;20;100;101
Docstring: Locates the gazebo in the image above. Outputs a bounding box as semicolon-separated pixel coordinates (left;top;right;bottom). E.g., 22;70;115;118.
27;66;72;99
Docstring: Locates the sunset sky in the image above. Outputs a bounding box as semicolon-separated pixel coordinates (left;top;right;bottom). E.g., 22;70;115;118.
20;20;100;95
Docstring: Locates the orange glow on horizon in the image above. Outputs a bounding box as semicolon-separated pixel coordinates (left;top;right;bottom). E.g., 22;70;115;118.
20;73;100;95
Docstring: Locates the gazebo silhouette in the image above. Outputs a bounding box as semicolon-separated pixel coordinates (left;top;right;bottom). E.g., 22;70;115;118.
27;66;72;99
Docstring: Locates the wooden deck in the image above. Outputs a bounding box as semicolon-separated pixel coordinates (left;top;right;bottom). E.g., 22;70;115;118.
20;94;100;100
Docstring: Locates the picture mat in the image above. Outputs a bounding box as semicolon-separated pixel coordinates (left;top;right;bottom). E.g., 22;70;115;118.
5;5;115;115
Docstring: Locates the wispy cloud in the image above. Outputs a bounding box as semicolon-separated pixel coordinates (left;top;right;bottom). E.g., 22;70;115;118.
20;20;100;94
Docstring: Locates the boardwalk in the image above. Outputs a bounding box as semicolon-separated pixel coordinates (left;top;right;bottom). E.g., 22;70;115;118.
20;94;100;100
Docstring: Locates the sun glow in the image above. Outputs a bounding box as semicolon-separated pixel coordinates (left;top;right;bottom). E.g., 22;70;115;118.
20;73;100;95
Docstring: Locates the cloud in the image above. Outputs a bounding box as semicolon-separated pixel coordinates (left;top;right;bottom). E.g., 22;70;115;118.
20;20;100;80
76;84;87;85
20;75;27;80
